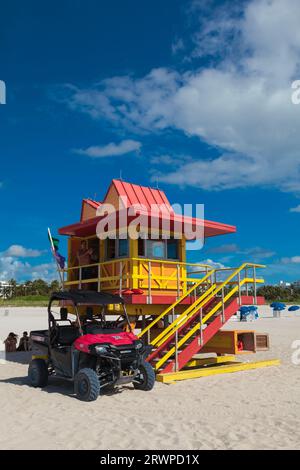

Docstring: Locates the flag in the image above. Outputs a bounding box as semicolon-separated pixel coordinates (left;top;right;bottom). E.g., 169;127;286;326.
48;230;65;268
52;238;59;250
48;227;64;286
48;231;59;250
55;251;65;269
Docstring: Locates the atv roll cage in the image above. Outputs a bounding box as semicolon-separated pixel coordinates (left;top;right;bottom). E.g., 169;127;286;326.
48;290;132;341
29;290;155;401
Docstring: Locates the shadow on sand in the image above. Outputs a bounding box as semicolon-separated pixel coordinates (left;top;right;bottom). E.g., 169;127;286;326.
1;352;135;399
0;371;131;400
2;351;31;365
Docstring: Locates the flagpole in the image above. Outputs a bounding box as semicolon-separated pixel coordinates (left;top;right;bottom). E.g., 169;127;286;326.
47;227;64;288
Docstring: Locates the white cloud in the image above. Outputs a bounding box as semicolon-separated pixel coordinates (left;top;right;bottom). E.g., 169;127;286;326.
150;154;192;167
62;0;300;193
2;245;42;258
172;38;185;55
198;258;226;269
290;205;300;213
207;243;239;254
245;246;275;259
0;245;55;282
281;256;300;264
188;0;245;61
74;139;142;158
0;256;56;282
65;68;180;132
206;243;275;260
265;257;300;282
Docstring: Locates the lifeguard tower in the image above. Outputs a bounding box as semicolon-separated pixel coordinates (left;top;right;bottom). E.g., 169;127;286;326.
58;179;276;380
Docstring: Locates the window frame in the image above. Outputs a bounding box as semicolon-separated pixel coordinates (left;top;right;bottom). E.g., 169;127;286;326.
138;238;180;261
105;237;129;260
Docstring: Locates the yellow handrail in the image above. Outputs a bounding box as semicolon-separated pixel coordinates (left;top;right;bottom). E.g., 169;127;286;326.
155;280;248;370
171;263;264;339
154;263;247;348
62;257;212;292
138;269;215;339
153;263;264;370
152;283;217;347
63;257;212;272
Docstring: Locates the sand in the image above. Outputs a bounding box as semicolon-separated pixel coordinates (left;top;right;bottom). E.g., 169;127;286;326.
0;305;299;450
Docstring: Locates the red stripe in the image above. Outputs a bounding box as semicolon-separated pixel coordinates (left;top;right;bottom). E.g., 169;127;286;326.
113;180;130;207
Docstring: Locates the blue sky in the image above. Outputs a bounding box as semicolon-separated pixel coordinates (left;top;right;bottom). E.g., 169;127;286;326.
0;0;300;284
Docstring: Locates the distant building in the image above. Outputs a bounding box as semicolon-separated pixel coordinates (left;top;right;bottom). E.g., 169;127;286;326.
292;280;300;288
0;281;13;299
278;280;291;288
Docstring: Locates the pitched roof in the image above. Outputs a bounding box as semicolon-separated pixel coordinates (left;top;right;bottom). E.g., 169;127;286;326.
104;179;174;214
83;198;101;209
59;179;236;238
59;211;236;238
80;198;102;222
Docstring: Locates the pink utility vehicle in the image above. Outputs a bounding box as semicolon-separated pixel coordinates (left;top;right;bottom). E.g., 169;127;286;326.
28;290;155;401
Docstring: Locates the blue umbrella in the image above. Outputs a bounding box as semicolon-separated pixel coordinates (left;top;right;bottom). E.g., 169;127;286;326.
239;306;252;314
248;305;259;318
239;305;259;320
270;302;286;310
248;305;258;311
288;305;300;312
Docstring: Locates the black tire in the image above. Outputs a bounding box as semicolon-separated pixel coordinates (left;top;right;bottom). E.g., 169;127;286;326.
74;368;100;402
133;360;155;391
28;359;48;388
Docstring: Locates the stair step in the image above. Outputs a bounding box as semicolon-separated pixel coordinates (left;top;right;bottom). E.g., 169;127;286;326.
152;358;173;364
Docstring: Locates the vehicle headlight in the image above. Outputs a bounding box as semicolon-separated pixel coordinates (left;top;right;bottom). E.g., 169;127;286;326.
95;345;109;354
136;341;143;350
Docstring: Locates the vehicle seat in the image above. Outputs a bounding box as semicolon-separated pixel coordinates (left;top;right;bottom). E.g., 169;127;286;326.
56;325;80;345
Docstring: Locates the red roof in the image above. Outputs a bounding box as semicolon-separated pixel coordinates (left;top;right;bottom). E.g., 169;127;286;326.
83;198;101;209
59;179;236;239
80;198;102;222
59;210;236;238
105;179;174;214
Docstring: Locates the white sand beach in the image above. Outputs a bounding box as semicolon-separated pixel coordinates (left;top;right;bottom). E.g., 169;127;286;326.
0;305;299;450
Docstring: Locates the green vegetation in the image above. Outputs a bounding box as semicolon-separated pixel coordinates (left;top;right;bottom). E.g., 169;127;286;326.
257;285;300;303
0;295;49;307
0;279;60;306
1;279;300;306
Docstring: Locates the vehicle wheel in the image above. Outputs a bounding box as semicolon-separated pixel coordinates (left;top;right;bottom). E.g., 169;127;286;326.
74;368;100;402
133;361;155;391
28;359;48;388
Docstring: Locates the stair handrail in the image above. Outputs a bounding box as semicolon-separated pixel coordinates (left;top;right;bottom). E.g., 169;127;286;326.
150;283;217;347
154;282;240;370
152;263;264;360
138;269;215;340
154;273;260;370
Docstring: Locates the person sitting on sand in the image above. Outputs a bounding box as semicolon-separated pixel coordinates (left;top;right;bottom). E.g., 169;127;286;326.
4;332;18;353
17;331;30;351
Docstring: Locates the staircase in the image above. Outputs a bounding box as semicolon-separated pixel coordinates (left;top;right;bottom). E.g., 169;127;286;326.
138;263;265;375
